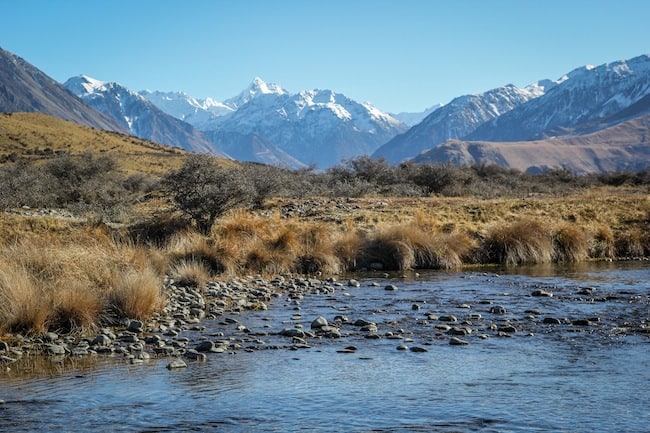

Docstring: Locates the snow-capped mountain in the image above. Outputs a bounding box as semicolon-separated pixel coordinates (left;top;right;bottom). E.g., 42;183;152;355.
467;54;650;142
64;75;228;156
373;82;550;163
144;77;407;168
206;83;407;168
139;89;234;130
224;76;289;109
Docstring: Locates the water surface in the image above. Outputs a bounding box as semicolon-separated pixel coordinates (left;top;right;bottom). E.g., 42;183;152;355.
1;262;648;432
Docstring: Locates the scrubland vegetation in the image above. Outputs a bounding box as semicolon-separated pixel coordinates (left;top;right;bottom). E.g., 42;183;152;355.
1;148;649;337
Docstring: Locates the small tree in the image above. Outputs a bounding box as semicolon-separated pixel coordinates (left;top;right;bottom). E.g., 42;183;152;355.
163;155;254;234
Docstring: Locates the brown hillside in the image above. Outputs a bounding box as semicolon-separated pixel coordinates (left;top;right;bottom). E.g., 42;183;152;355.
0;112;190;176
414;114;650;173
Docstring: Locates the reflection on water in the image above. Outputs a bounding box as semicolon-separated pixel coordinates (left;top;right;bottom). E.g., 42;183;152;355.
1;262;648;432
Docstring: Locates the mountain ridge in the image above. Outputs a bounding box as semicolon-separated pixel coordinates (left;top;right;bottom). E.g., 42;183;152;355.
63;75;229;157
0;47;128;134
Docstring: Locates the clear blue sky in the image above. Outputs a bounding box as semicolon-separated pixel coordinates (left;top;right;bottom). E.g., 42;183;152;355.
1;0;649;113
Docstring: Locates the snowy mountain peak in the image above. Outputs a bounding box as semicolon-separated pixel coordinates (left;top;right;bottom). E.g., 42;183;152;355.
64;75;108;95
225;77;288;108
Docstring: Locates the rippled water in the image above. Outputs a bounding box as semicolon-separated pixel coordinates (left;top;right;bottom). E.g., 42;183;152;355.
1;262;649;432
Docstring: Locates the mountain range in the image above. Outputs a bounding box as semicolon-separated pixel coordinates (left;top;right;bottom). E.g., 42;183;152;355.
376;55;650;172
1;45;649;173
139;78;408;169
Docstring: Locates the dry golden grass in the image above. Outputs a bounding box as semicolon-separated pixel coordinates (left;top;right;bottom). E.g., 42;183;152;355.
110;268;165;319
362;223;475;271
553;222;590;263
169;260;211;290
0;113;189;177
0;229;165;335
0;183;648;337
483;218;554;265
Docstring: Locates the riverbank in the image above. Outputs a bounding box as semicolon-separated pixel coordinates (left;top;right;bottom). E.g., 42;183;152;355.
1;187;648;368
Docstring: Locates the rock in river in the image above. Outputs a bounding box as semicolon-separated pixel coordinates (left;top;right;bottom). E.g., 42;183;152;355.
166;359;188;370
311;316;329;329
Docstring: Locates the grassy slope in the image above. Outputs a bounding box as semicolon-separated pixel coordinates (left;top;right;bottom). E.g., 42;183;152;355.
0;112;187;176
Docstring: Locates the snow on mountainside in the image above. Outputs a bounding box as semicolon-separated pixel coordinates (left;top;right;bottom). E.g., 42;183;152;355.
373;83;548;163
139;90;234;130
207;82;407;168
468;54;650;142
64;75;228;156
144;77;407;168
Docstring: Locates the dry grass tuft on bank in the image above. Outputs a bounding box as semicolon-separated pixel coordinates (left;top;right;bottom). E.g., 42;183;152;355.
0;234;165;335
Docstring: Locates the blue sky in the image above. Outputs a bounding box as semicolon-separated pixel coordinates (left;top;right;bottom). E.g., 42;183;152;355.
1;0;649;113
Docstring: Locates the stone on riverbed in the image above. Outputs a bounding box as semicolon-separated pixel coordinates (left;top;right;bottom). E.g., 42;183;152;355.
195;341;216;352
311;316;329;329
449;337;469;346
166;359;187;369
280;328;307;338
489;305;507;314
384;284;398;291
410;346;428;353
531;289;553;297
43;332;59;342
128;320;144;333
44;344;67;355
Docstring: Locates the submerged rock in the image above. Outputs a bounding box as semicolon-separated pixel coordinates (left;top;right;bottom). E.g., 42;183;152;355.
449;337;469;346
166;359;187;369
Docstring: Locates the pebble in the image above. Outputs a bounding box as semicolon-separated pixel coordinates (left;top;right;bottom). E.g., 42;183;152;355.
384;284;398;291
410;346;428;353
489;305;507;314
532;290;553;297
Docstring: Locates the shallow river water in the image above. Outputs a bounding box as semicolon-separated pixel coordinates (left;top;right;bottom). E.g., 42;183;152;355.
1;262;649;432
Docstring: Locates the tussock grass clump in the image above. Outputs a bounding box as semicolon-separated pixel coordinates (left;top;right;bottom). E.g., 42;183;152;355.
295;223;341;275
553;223;590;263
169;260;212;290
0;234;165;335
615;227;649;257
589;224;616;259
0;262;50;334
111;268;165;319
361;223;475;271
483;218;554;265
166;231;227;275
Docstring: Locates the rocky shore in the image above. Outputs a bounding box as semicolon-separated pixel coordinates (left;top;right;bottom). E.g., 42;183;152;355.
1;271;649;373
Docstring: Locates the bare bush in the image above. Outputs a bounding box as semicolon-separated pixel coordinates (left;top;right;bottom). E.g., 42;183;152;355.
163;155;255;234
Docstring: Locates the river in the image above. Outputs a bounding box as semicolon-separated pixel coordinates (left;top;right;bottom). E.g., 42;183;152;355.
1;262;648;432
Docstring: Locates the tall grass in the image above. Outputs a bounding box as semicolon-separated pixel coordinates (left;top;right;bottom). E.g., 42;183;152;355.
553;222;590;263
0;233;164;335
360;223;475;271
483;218;554;265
